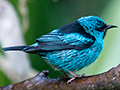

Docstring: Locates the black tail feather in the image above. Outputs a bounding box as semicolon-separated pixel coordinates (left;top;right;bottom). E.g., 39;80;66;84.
2;46;29;51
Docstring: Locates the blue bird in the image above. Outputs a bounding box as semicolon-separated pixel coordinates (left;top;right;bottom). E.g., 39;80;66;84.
2;16;117;84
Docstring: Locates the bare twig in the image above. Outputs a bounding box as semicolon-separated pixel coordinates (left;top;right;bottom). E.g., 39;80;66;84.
0;64;120;90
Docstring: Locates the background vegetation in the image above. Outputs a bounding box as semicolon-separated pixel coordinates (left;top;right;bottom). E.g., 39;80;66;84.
0;0;120;86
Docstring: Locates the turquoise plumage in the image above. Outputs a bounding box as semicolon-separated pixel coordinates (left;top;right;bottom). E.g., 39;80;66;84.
2;16;117;84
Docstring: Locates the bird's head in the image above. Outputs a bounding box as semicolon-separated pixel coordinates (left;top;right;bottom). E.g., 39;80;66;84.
78;16;117;38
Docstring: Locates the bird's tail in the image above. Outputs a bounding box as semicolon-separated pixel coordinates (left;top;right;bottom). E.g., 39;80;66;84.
2;45;29;51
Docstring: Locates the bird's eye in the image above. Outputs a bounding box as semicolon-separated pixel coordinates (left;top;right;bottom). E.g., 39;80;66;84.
95;24;107;32
96;27;100;30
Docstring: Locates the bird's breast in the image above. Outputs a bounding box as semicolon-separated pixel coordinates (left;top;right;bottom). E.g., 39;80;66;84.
39;39;104;71
92;38;104;51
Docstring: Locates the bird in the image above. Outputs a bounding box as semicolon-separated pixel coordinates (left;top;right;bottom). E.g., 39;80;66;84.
2;16;117;84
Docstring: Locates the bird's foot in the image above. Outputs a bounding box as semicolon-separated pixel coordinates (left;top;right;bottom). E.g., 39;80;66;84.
67;70;85;84
58;76;68;79
58;72;70;79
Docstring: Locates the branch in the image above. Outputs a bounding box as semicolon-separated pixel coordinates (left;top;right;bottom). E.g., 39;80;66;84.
0;64;120;90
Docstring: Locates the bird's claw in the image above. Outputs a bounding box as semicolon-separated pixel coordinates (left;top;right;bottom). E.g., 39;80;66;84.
67;74;85;84
67;76;76;84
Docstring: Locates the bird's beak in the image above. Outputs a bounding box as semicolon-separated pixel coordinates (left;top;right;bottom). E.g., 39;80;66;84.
106;25;117;30
103;24;117;32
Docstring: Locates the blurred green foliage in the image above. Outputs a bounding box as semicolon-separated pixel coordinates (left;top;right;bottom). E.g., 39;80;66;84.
1;0;120;86
0;70;11;86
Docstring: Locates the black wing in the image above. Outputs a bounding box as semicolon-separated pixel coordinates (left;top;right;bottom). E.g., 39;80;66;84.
25;30;95;53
